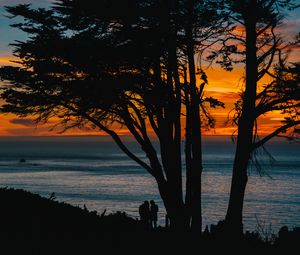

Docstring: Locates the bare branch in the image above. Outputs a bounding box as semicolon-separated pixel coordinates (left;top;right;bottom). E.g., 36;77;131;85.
63;104;160;178
252;120;300;151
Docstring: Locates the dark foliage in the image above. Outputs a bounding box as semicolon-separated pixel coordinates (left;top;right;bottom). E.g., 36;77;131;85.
0;0;226;231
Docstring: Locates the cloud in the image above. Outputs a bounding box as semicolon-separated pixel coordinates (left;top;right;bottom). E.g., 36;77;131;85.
279;18;300;35
0;56;20;66
10;118;37;127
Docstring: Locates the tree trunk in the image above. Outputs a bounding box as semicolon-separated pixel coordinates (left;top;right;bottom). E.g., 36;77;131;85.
186;3;203;233
225;13;257;235
225;141;250;234
156;177;189;231
184;67;193;227
156;2;187;231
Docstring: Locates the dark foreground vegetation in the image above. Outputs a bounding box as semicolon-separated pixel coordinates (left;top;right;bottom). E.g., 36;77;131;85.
0;188;299;254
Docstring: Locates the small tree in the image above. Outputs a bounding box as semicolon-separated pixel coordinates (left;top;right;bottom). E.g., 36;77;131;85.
0;0;225;231
211;0;300;234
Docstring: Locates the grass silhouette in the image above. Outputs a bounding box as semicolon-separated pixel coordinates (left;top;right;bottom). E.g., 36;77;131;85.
0;187;298;253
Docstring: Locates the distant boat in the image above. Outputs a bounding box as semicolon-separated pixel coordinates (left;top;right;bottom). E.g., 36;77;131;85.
19;158;26;163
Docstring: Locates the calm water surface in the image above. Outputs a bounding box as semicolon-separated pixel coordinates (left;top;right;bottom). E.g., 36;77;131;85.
0;136;299;232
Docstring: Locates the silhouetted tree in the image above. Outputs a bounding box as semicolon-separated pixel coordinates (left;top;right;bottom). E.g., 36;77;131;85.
0;0;226;231
211;0;300;234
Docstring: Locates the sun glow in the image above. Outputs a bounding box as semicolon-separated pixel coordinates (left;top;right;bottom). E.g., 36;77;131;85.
0;63;291;137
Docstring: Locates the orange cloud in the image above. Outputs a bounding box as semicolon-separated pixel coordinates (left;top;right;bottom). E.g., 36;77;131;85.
204;67;244;93
0;56;20;66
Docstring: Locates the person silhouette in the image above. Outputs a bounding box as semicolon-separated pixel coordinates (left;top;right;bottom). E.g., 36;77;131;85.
150;200;158;229
139;201;150;228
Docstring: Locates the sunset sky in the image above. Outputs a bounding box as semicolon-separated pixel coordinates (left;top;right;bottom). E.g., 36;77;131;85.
0;0;299;136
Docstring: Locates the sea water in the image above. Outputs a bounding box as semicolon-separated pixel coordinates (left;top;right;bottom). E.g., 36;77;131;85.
0;135;299;232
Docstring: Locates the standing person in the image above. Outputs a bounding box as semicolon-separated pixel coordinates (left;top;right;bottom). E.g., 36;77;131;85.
150;200;158;229
139;201;150;228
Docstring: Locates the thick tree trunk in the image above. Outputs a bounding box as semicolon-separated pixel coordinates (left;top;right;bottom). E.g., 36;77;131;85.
184;69;193;227
186;9;203;233
225;140;250;234
225;13;257;235
156;177;189;230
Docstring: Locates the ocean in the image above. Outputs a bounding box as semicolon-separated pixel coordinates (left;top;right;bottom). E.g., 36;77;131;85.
0;135;299;232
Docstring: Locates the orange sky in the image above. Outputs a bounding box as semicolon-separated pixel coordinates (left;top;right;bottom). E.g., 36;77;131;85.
0;65;295;137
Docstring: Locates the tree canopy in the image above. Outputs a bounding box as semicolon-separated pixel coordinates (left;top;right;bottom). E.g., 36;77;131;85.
0;0;227;231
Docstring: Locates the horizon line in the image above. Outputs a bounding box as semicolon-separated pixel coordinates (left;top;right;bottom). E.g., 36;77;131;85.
0;134;233;138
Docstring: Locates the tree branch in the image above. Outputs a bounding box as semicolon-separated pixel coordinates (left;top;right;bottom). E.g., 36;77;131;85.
251;120;300;151
63;104;158;177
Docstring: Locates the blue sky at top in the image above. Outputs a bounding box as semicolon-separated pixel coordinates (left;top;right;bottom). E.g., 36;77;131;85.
0;0;299;58
0;0;53;56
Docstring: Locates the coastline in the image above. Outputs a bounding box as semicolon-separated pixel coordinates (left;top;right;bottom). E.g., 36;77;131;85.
0;187;299;253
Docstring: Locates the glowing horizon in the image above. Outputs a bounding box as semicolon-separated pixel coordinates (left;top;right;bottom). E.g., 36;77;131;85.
0;67;293;137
